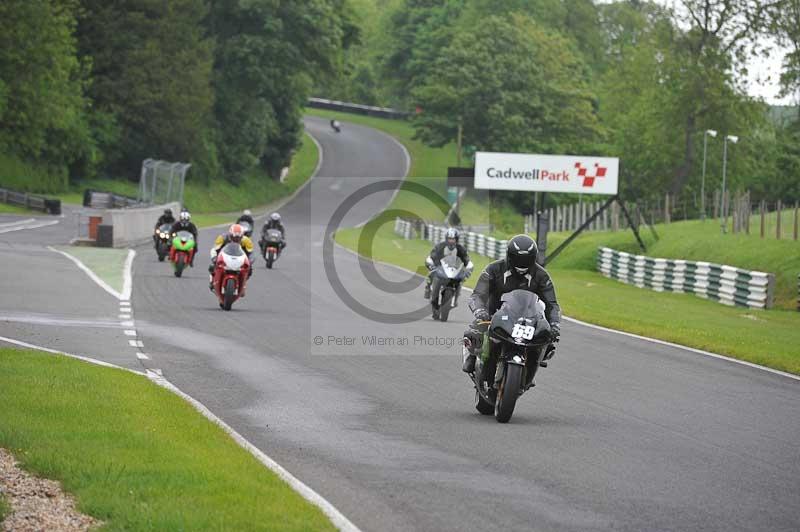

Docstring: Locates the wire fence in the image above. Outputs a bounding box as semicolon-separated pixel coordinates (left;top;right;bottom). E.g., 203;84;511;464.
137;159;190;205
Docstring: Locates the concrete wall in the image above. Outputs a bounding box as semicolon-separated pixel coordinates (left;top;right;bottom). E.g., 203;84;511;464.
102;201;182;248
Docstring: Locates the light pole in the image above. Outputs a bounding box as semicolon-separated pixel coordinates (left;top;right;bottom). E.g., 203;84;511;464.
701;129;717;220
720;134;739;234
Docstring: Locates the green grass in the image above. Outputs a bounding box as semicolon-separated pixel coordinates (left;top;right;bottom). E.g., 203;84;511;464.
336;223;800;374
0;348;335;531
56;247;129;295
0;202;37;214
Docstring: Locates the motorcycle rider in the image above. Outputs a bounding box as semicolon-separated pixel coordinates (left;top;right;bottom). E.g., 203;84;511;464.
169;209;199;266
153;208;175;245
236;209;255;234
462;234;561;379
424;228;473;304
259;212;286;254
209;223;255;290
330;119;341;133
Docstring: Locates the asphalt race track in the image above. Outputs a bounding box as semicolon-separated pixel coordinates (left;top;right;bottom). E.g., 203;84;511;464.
2;116;799;531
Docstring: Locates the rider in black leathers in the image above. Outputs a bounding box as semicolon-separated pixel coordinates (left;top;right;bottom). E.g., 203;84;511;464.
236;209;255;235
424;228;472;303
153;208;175;245
169;210;199;265
259;212;286;253
462;234;561;377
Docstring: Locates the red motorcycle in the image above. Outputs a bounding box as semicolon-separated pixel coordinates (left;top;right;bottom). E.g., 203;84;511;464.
212;242;250;310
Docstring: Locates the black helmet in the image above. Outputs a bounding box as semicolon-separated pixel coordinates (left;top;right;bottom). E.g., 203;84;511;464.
445;227;459;249
164;208;173;216
506;234;538;275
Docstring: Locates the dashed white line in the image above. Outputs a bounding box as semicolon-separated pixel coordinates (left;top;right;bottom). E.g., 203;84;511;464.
120;320;134;327
128;340;143;348
123;330;137;336
119;314;131;319
136;352;150;360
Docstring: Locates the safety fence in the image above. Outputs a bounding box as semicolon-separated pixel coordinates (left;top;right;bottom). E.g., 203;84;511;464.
394;217;508;260
83;189;140;209
597;247;775;309
0;186;61;214
308;97;409;120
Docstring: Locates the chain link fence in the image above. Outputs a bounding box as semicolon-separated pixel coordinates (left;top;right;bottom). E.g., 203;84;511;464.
137;159;190;205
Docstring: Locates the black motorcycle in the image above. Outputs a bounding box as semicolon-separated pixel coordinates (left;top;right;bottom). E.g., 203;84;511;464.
330;119;341;133
154;223;172;262
430;255;467;322
259;228;283;269
467;290;554;423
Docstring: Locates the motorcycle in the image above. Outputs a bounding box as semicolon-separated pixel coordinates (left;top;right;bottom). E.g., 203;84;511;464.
211;242;250;310
330;119;341;133
259;229;283;269
430;255;468;322
238;220;253;238
154;223;172;262
169;230;196;278
466;290;554;423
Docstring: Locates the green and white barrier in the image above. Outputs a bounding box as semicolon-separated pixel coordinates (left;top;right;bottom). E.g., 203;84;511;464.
597;247;775;309
393;218;508;260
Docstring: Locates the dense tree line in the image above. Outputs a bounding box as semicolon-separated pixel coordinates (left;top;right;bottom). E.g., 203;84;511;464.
0;0;355;189
324;0;800;205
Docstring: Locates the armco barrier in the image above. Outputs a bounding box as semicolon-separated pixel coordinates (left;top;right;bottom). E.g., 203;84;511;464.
596;247;775;309
393;217;507;260
308;98;409;120
0;186;61;214
100;201;181;248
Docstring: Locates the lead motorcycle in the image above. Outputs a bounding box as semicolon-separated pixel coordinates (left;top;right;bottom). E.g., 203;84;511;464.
430;255;469;322
169;231;196;278
154;223;172;262
466;290;555;423
211;242;250;310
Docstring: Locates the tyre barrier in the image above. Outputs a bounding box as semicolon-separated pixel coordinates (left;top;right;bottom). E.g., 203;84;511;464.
393;217;508;261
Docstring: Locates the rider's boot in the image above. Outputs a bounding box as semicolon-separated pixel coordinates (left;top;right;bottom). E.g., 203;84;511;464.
423;278;431;299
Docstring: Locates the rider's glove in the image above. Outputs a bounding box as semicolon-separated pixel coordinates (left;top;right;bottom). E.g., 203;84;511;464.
550;323;561;342
474;308;491;322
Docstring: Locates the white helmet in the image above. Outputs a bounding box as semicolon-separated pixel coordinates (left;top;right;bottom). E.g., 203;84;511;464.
270;212;281;222
243;209;252;216
180;210;191;222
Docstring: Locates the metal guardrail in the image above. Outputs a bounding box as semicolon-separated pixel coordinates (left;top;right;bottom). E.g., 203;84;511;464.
308;97;409;120
83;189;140;209
597;247;775;309
0;186;61;214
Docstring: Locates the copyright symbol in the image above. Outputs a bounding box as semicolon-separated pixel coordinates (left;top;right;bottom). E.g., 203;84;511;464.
323;179;451;324
313;336;324;346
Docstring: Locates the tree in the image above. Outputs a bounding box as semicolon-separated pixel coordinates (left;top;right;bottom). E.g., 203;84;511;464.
77;0;214;178
0;0;92;185
412;14;601;155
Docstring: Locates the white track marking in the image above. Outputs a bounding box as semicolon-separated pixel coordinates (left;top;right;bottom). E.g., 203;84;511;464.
136;352;150;360
119;301;131;307
0;218;35;228
146;370;361;532
124;330;137;336
128;340;143;348
121;250;135;301
0;335;144;375
48;246;122;300
119;314;131;320
120;320;134;327
0;219;60;234
333;238;800;383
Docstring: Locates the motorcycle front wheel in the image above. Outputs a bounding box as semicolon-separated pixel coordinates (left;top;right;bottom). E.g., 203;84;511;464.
223;278;236;310
438;288;454;322
174;255;185;277
495;363;523;423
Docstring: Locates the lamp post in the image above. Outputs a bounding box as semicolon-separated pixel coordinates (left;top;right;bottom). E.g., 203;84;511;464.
701;129;717;220
720;134;739;234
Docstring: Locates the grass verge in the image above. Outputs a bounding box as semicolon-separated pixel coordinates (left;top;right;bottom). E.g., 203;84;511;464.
0;348;335;531
55;247;129;295
337;223;800;374
0;203;38;215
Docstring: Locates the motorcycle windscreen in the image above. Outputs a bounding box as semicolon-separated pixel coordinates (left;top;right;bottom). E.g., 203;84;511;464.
438;255;463;278
158;223;172;233
173;231;195;250
265;229;282;242
492;289;550;339
221;242;244;256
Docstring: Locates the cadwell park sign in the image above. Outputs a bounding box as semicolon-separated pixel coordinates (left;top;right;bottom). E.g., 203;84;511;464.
474;151;619;195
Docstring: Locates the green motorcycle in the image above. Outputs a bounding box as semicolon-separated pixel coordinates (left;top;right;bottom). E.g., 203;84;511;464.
170;230;196;278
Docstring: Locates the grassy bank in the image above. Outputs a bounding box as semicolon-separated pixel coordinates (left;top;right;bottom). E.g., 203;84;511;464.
337;223;800;374
0;348;335;531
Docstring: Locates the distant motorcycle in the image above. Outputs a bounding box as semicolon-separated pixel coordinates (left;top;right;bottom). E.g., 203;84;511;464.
430;255;467;322
330;119;341;133
467;289;554;423
211;242;250;310
259;229;283;269
154;223;172;262
238;220;253;238
169;231;196;278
